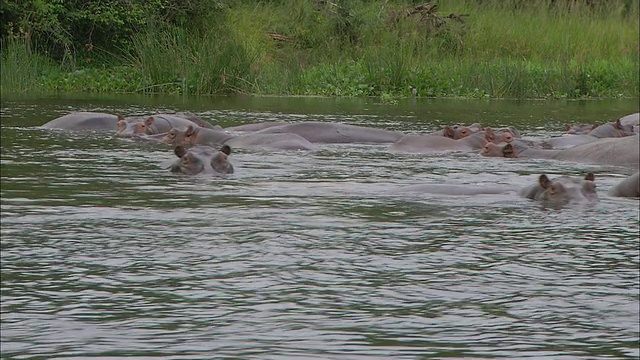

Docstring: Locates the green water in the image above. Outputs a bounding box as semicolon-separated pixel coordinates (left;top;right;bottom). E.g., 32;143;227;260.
1;94;638;359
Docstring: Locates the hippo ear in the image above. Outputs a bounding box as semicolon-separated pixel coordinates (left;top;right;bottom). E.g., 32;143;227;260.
145;116;155;126
565;124;571;131
484;127;495;142
614;119;623;129
220;144;231;155
592;123;598;129
185;125;195;136
117;115;125;122
584;172;595;182
443;126;455;139
539;174;551;189
174;145;186;158
503;143;516;158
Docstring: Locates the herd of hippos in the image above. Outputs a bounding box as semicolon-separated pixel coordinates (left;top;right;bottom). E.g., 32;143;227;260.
40;110;640;207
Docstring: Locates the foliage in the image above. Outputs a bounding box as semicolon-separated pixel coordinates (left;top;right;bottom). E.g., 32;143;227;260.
1;0;638;99
0;0;224;69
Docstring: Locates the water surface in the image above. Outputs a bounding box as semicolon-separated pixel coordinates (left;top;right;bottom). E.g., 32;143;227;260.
1;95;639;359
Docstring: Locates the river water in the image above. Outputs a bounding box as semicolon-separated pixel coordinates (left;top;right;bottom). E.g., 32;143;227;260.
1;94;639;359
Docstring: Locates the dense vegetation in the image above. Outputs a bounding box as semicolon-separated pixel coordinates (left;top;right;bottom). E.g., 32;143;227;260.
1;0;638;99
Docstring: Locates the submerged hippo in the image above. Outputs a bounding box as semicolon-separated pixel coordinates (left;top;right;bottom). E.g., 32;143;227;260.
482;135;639;169
520;173;598;206
116;114;217;137
481;141;561;159
149;125;316;151
390;127;515;153
40;112;119;131
225;121;290;132
224;132;317;151
152;125;234;147
251;121;404;144
168;145;234;175
553;135;639;169
546;118;636;149
428;123;483;139
607;172;640;198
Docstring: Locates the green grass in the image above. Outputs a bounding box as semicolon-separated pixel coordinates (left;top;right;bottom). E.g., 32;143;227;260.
0;36;59;94
1;0;638;99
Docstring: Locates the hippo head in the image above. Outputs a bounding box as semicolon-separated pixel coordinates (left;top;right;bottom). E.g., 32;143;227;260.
484;127;515;144
613;119;636;137
481;142;517;158
537;173;597;206
211;145;234;174
174;145;205;175
116;115;132;136
443;125;470;140
183;125;200;145
171;145;234;175
162;127;188;145
131;117;156;135
115;116;155;137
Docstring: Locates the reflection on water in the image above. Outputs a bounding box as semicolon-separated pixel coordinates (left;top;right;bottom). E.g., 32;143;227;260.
1;96;638;359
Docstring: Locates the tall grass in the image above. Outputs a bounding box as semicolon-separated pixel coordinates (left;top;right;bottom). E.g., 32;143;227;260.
1;0;638;98
126;24;259;95
1;36;59;94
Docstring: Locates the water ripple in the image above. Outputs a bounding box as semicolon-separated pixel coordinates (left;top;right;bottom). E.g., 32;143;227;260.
1;100;638;359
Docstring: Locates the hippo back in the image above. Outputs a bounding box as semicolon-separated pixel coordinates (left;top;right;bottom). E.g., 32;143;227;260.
254;122;404;144
553;135;640;169
607;172;640;198
40;112;119;132
224;132;317;151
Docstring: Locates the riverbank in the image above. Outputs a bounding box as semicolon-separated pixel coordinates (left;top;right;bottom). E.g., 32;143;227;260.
2;0;638;99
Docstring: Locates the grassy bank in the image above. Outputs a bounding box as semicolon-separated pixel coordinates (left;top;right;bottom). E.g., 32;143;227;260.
2;0;638;99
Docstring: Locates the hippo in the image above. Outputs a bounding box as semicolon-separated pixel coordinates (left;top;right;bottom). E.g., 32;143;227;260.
553;135;639;169
148;125;316;151
168;145;234;175
545;118;636;149
481;141;561;159
483;135;639;169
541;134;601;149
619;113;639;127
607;172;640;198
224;132;317;151
619;113;639;134
520;173;598;206
151;125;234;147
565;123;598;135
390;127;515;153
40;112;119;132
250;121;404;144
586;118;635;138
428;123;483;139
225;121;290;132
116;113;217;137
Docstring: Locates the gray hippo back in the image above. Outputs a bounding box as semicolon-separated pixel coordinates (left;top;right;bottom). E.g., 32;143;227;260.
553;135;639;169
607;172;640;198
40;112;119;132
253;121;404;144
